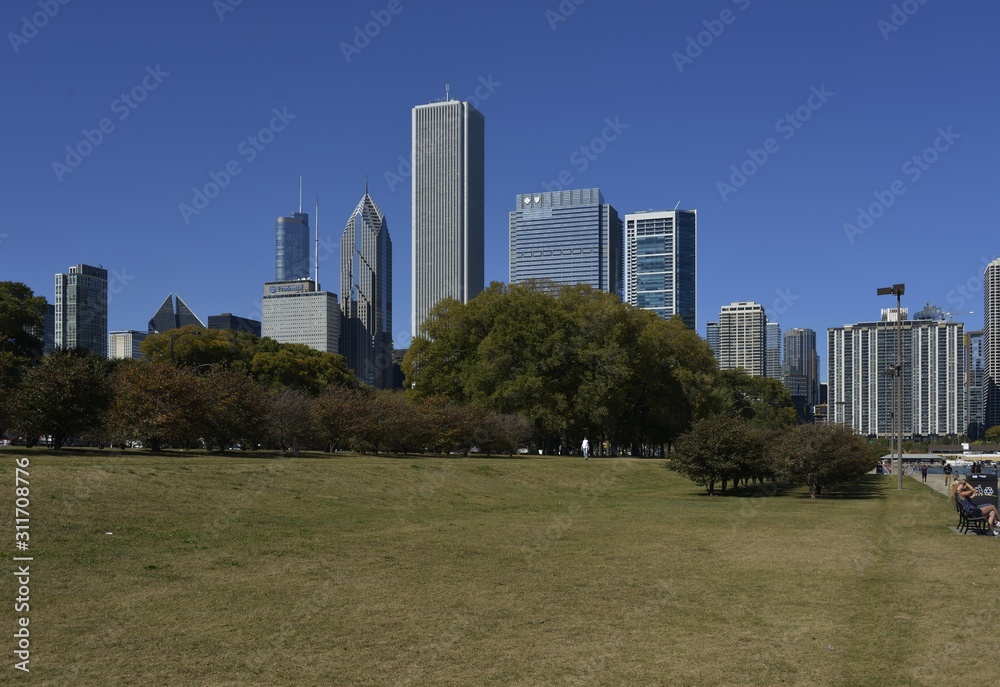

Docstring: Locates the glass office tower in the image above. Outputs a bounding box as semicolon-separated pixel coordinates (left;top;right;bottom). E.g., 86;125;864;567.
276;212;310;282
509;188;623;296
341;188;393;389
624;209;696;328
54;263;108;357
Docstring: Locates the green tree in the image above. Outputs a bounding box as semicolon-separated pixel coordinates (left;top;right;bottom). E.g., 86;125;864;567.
0;282;47;436
107;362;205;450
712;369;798;430
667;415;765;494
266;388;318;452
11;350;112;449
142;325;260;370
405;282;718;453
984;425;1000;443
198;367;270;451
251;343;357;395
775;424;873;498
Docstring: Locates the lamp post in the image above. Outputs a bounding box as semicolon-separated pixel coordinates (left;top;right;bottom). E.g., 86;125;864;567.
877;283;905;490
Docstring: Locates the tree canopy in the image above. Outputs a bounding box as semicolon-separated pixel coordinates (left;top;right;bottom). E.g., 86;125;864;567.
403;282;717;453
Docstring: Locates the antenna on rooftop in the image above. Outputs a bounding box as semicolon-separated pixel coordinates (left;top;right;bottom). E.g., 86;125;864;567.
314;197;320;289
445;83;450;100
673;200;681;211
299;176;303;213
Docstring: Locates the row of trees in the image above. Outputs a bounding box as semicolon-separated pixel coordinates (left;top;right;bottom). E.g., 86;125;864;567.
404;282;799;455
1;350;533;454
668;416;875;497
0;281;532;453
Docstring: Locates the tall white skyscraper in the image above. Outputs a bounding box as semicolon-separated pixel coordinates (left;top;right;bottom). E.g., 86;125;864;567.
411;99;484;337
624;209;696;329
985;258;1000;431
718;302;766;376
54;263;108;358
261;280;340;354
828;312;965;438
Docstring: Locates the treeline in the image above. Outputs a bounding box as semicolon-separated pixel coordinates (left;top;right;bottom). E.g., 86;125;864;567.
0;282;530;453
0;350;532;454
404;281;797;455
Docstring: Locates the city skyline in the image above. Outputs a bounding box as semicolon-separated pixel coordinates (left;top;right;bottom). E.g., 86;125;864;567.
4;1;999;383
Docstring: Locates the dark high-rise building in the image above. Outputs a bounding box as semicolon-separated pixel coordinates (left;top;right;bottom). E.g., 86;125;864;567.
276;212;310;282
54;263;107;357
966;330;985;439
509;188;623;296
341;188;393;388
624;209;696;328
706;321;719;362
148;294;205;333
984;258;1000;432
766;321;782;380
411;99;484;337
783;328;819;421
208;313;261;338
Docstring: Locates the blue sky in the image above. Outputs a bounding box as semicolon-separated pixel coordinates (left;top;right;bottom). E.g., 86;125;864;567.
2;0;998;380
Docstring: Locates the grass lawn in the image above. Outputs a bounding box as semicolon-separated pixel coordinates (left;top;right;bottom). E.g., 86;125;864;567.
3;448;998;686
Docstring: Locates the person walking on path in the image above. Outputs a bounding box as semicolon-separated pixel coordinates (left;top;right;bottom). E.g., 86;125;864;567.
920;465;928;483
943;463;952;486
581;437;590;460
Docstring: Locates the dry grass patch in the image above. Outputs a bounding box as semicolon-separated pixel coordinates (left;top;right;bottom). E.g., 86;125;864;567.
3;449;997;686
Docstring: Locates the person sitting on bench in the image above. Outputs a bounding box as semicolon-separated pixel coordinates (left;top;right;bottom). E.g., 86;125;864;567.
955;479;1000;531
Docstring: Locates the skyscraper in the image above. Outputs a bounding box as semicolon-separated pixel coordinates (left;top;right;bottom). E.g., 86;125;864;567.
54;263;107;357
276;211;310;282
509;188;623;295
829;311;965;438
782;328;819;420
965;330;985;439
706;322;720;362
985;258;1000;431
208;313;261;338
766;321;782;380
624;209;696;328
261;280;340;354
411;99;484;337
109;331;147;360
148;294;205;333
718;302;766;376
341;187;393;388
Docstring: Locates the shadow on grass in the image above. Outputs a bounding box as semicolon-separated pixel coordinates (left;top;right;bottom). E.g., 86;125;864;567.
683;475;889;500
809;475;888;500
